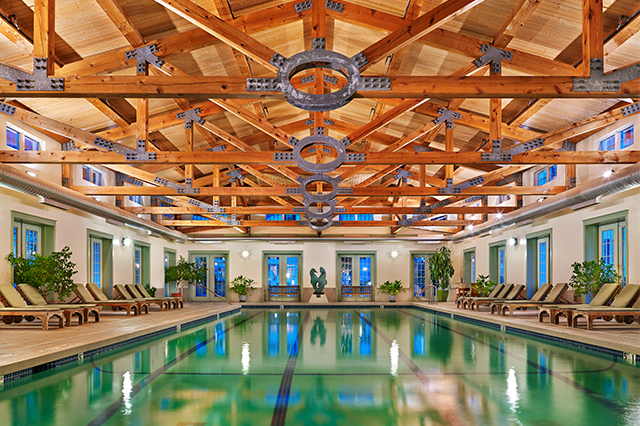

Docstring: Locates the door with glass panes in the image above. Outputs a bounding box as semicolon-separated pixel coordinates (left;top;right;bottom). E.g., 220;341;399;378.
189;253;228;301
412;253;433;298
265;253;301;300
338;253;375;301
598;222;627;285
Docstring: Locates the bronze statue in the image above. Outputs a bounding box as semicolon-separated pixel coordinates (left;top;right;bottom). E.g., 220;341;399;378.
310;267;327;294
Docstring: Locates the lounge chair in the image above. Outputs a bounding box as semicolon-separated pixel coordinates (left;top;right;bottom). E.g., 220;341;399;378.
0;284;76;328
134;283;183;308
494;283;569;316
490;283;553;315
456;284;505;309
86;283;149;315
17;283;100;324
469;284;525;311
538;283;621;325
462;283;515;310
75;284;145;316
570;284;640;330
115;284;168;311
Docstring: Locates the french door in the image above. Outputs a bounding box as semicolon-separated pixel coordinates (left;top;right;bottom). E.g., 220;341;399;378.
265;253;301;300
189;253;228;301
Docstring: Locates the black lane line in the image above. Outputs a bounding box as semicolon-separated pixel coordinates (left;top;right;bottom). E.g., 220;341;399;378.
86;310;264;426
354;310;464;426
398;309;621;411
270;311;311;426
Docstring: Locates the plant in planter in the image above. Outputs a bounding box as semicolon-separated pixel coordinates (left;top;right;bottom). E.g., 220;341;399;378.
144;283;157;297
6;246;78;300
230;275;256;302
165;256;207;296
429;247;455;302
570;258;621;298
472;274;496;297
378;280;405;302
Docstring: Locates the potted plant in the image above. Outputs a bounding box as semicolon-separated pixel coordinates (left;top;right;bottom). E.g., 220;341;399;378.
378;279;405;302
230;275;255;302
6;246;78;301
472;274;496;297
165;256;207;297
429;247;455;302
570;258;620;299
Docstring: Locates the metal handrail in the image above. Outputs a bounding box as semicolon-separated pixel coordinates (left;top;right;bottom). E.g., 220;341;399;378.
179;283;232;305
415;284;438;304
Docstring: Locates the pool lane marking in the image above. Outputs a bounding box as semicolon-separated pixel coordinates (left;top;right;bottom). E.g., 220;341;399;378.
398;310;620;411
86;310;264;426
354;311;465;426
271;311;311;426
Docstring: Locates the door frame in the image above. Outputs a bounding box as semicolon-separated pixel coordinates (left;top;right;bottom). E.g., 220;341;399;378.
262;251;303;301
188;251;230;301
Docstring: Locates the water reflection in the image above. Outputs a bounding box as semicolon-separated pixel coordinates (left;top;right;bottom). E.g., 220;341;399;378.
310;316;327;346
241;342;250;375
390;340;399;377
121;371;132;415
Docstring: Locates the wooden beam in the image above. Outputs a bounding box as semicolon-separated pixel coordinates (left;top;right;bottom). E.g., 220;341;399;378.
604;7;640;58
95;0;145;47
4;75;638;98
33;0;55;75
0;9;35;55
86;98;131;128
158;219;482;227
359;0;485;70
444;126;454;180
492;0;541;47
152;0;278;71
74;185;568;197
582;0;603;74
128;206;518;215
7;150;638;165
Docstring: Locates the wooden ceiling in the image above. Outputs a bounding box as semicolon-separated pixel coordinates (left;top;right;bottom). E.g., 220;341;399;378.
0;0;638;236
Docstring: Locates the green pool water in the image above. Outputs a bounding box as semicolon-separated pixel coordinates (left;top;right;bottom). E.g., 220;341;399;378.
1;308;638;426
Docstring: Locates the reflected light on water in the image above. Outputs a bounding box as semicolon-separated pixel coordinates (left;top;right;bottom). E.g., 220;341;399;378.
241;342;251;375
122;371;133;415
390;340;399;377
506;367;520;413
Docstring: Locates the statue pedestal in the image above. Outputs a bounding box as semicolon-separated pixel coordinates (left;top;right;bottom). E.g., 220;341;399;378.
308;293;329;304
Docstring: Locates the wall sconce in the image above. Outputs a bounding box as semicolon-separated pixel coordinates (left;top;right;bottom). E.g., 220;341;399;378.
509;237;518;246
122;237;131;247
241;250;250;258
390;250;398;258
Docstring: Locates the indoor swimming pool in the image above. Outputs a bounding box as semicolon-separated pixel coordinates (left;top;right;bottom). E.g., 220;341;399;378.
0;308;638;425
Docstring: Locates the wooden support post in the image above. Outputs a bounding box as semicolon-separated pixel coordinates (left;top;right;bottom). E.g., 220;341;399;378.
419;164;426;203
445;126;454;180
566;164;576;190
582;0;603;75
136;58;150;150
61;163;72;188
213;165;220;204
33;0;55;75
185;125;194;183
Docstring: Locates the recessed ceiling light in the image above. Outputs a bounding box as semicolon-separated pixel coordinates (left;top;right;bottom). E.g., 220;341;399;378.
26;171;38;177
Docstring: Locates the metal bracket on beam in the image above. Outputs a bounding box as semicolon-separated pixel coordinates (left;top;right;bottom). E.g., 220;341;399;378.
472;44;513;74
361;77;391;91
294;0;312;12
176;107;205;128
415;198;451;213
326;0;344;13
465;195;487;204
414;144;432;152
125;44;164;73
394;169;413;183
432;107;461;129
94;136;136;156
125;140;157;162
206;144;226;152
0;102;16;116
305;118;315;126
61;141;81;151
274;152;294;162
573;59;640;92
315;127;325;135
301;75;315;85
0;58;64;91
568;177;577;189
188;198;224;213
438;176;485;194
495;172;523;186
621;102;640;117
324;118;334;126
323;75;338;85
346;153;366;162
226;169;244;183
312;37;326;50
481;137;543;162
555;140;577;152
118;172;145;186
153;176;200;194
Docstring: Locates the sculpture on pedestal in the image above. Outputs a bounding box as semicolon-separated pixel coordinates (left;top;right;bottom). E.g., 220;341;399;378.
310;267;327;295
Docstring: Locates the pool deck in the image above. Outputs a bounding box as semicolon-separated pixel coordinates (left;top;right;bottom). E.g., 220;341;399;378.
1;301;638;380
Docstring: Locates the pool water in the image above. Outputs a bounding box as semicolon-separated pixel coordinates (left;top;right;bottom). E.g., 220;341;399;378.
1;308;639;425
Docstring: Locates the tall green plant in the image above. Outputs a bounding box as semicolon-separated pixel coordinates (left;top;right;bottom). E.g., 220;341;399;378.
570;258;621;297
428;247;455;291
472;274;496;297
165;256;206;287
6;246;77;299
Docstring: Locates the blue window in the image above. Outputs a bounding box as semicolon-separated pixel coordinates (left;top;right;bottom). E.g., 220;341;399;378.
538;241;547;285
286;257;298;287
6;128;19;150
339;214;373;221
286;312;299;355
622;226;626;286
92;241;101;286
498;247;505;284
193;214;210;220
497;195;511;204
134;248;141;285
549;165;557;181
195;256;207;297
340;257;353;287
601;229;614;266
536;166;557;186
266;214;299;221
341;313;352;354
83;166;103;186
215;321;225;355
431;215;447;221
536;169;548;186
24;136;39;151
266;214;282;221
25;229;38;259
414;320;425;355
284;214;299;221
13;226;17;256
268;257;280;286
339;214;355;221
620;126;634;149
359;257;371;285
268;313;279;356
213;257;226;297
129;195;142;205
600;135;615;151
413;256;426;296
359;313;372;356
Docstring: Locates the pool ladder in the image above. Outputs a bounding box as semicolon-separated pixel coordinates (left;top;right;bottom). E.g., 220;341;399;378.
416;285;438;304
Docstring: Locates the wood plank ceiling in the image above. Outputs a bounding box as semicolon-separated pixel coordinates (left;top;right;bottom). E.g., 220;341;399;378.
0;0;638;237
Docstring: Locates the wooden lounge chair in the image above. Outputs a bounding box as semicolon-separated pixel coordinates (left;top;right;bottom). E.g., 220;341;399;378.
0;284;73;329
494;283;569;316
469;284;525;311
570;284;640;330
17;283;100;324
462;283;515;310
116;284;168;311
75;284;144;316
538;283;621;325
134;283;183;308
490;283;553;315
86;283;149;315
456;284;505;308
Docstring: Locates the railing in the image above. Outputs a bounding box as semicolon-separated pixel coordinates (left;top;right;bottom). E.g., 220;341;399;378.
415;285;438;304
341;285;373;297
